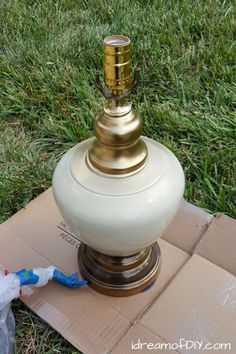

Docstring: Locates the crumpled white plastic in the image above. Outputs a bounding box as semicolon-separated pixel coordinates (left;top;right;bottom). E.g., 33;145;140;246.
0;264;86;354
0;266;16;354
0;266;56;354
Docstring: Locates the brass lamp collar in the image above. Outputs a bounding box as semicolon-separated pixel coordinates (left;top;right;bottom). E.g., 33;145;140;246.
88;35;148;175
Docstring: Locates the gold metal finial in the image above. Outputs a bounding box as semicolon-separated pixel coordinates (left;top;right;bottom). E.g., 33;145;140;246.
88;35;148;175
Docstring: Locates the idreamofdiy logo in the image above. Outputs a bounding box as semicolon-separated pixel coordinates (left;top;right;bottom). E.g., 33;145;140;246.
131;338;232;351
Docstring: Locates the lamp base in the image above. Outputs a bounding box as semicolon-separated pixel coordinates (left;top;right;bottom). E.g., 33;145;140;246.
78;242;161;296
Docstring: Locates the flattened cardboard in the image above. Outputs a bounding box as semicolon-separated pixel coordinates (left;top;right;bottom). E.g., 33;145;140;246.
162;200;212;253
111;324;178;354
2;188;79;274
0;226;51;270
0;188;189;354
1;187;235;354
140;254;236;353
194;214;236;276
22;283;130;354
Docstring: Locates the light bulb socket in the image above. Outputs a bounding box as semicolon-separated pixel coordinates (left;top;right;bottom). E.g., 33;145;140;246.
103;35;131;93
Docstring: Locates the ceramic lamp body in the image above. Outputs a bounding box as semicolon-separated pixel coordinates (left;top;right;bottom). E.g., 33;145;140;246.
52;136;185;257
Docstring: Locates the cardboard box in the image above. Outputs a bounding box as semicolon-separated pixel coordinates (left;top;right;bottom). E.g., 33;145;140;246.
0;188;235;353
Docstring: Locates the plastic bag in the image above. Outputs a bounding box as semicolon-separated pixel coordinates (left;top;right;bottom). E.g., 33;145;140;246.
0;267;17;354
0;302;15;354
0;265;87;354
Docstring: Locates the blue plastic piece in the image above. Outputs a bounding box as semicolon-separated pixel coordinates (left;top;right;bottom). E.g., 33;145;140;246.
13;269;39;286
52;269;88;288
142;280;156;292
13;268;88;288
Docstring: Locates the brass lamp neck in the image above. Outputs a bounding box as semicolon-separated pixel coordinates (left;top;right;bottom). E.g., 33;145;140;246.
88;35;148;175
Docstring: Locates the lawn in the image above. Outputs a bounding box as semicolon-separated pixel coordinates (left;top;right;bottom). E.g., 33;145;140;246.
0;0;235;353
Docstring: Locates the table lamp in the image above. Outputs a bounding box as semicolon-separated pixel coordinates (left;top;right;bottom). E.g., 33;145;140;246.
52;35;185;296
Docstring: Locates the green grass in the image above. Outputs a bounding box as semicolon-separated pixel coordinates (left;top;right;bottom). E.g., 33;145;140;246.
0;0;235;352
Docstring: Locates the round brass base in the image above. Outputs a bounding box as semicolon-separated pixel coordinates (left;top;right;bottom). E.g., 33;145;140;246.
78;242;161;296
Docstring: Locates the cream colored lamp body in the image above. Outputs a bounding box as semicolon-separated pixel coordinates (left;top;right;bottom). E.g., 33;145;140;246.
52;35;185;296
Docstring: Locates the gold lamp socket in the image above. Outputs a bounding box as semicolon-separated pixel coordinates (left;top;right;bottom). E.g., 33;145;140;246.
103;35;131;94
